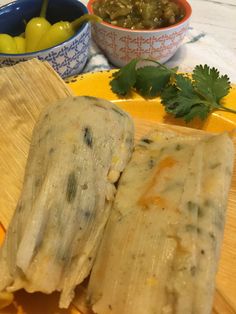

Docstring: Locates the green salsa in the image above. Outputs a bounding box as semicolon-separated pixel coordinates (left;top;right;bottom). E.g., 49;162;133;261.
92;0;185;30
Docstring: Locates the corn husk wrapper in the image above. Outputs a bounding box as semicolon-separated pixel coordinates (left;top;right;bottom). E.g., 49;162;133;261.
0;59;73;229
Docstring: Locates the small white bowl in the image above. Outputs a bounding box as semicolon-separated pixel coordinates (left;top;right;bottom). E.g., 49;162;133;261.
0;0;91;78
87;0;192;67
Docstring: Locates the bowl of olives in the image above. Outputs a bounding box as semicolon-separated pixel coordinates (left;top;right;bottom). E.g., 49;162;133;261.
87;0;192;67
0;0;95;78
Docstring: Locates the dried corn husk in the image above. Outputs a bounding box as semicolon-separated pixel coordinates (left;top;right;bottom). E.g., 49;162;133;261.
0;59;73;228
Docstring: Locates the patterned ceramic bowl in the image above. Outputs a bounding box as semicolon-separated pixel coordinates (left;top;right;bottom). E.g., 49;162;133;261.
0;0;90;78
87;0;191;67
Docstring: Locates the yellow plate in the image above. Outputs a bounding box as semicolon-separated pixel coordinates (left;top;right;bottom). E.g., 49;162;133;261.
66;70;236;132
1;70;236;314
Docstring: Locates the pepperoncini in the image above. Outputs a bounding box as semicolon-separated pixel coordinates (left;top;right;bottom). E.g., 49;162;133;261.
0;34;17;54
0;34;26;54
14;36;26;54
0;0;101;55
25;0;51;52
37;14;102;51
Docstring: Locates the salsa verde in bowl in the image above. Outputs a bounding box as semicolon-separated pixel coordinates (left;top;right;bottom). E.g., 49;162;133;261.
87;0;192;67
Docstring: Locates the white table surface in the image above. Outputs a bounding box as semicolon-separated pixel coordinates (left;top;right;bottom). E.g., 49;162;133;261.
189;0;236;53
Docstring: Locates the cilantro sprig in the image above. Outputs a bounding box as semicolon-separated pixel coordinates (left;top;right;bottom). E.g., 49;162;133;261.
110;59;235;122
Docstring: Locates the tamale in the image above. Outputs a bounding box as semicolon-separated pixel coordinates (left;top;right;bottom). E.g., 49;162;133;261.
88;125;234;314
0;96;134;308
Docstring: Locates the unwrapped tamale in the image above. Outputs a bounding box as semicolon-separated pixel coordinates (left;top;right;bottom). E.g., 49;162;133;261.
88;126;234;314
0;96;134;308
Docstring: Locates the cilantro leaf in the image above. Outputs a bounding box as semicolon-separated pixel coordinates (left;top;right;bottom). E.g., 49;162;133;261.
175;74;195;96
161;88;208;121
110;58;139;95
192;64;231;105
161;84;178;111
183;104;209;122
135;66;171;97
161;74;211;122
109;58;236;122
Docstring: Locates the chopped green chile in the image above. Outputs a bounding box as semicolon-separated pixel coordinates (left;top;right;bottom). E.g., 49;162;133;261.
83;126;93;148
92;0;185;30
66;172;78;203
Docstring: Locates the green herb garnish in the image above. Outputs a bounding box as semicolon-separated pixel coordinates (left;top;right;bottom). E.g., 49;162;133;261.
110;59;235;122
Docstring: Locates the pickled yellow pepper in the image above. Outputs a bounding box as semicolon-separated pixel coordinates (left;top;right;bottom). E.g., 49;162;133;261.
0;34;26;54
0;34;17;54
25;0;51;52
37;14;101;51
14;36;26;53
0;0;101;55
